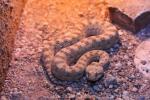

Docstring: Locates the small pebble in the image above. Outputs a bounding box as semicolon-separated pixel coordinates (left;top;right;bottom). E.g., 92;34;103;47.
67;87;73;92
128;45;133;49
10;92;22;100
122;91;130;100
110;48;115;52
93;85;102;92
76;92;81;96
104;75;118;88
109;85;113;89
132;87;138;92
118;30;124;35
114;43;120;48
122;91;128;96
137;96;145;100
128;74;135;79
69;94;76;99
109;95;115;99
124;55;128;59
127;61;132;66
115;62;122;67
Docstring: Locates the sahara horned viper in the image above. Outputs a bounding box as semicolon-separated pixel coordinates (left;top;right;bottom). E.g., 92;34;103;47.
41;21;119;81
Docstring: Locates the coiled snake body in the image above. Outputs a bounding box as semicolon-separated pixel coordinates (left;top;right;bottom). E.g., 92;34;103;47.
41;21;119;81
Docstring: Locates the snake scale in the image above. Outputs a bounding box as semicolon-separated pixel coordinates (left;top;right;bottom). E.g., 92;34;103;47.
41;21;119;81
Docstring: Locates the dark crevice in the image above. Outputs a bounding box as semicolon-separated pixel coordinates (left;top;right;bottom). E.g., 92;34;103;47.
134;11;150;33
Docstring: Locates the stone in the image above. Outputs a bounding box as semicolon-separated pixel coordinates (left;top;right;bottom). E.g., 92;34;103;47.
104;75;118;88
69;94;76;99
109;85;113;89
10;92;22;100
115;62;122;68
118;30;124;35
93;84;103;92
66;87;73;92
109;95;115;99
122;91;130;100
134;39;150;79
122;91;129;96
137;96;145;100
76;92;81;96
132;87;138;92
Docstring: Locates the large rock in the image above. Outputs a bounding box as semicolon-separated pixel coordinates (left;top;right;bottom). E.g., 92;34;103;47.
134;39;150;79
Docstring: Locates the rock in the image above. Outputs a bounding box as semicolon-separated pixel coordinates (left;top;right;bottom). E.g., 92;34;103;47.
116;97;123;100
134;39;150;79
118;30;124;35
109;85;113;89
114;43;120;48
127;61;132;66
122;91;130;100
93;84;103;92
9;88;23;100
109;95;115;99
128;74;135;79
115;62;122;70
10;92;22;100
132;87;138;92
66;87;73;92
104;75;118;89
123;55;129;60
69;94;76;99
128;74;135;82
110;48;115;52
109;0;150;32
137;96;145;100
76;92;81;97
137;24;150;39
1;96;7;100
122;91;129;96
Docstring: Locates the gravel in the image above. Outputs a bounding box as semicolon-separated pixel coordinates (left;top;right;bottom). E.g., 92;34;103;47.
1;0;150;99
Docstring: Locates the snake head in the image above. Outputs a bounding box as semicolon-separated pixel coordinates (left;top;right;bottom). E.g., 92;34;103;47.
86;62;104;81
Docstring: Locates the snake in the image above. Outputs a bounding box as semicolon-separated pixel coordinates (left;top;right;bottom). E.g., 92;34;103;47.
41;21;119;81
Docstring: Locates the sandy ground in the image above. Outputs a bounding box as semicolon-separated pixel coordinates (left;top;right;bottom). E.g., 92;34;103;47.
1;0;150;99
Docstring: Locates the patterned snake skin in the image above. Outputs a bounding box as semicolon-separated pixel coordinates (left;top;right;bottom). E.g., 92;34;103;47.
41;21;119;81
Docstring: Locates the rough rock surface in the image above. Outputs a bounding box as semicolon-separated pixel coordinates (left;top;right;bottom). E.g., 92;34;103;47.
134;39;150;79
0;0;26;91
